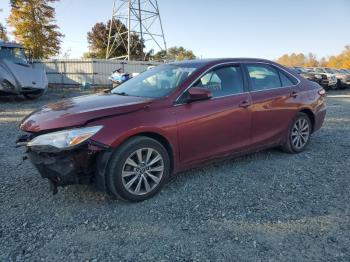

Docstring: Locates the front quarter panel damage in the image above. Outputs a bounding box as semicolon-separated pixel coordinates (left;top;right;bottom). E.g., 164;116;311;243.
19;136;109;194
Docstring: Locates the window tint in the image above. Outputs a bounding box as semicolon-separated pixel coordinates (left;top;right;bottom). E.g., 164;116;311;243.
194;65;244;97
279;71;294;86
247;64;281;91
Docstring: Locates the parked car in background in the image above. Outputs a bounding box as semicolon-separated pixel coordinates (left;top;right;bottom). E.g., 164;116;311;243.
292;67;325;86
17;58;326;202
309;67;337;90
0;41;48;99
331;68;350;89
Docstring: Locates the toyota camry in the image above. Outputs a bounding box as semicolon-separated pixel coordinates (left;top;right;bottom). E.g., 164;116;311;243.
17;58;326;202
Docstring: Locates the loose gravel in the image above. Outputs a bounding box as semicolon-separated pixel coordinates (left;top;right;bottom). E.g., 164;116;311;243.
0;89;349;261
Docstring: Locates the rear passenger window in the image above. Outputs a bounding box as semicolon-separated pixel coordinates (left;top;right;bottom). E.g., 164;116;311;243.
194;65;244;97
247;64;281;91
279;71;295;86
246;64;297;91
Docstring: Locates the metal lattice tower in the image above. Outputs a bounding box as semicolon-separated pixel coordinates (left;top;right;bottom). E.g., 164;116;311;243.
106;0;167;60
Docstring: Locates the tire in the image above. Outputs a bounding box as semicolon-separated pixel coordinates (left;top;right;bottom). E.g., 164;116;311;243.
329;84;337;90
336;80;344;90
282;112;312;154
23;90;44;99
322;85;329;91
105;136;170;202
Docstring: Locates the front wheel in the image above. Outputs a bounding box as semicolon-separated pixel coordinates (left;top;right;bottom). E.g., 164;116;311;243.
105;136;170;202
282;112;312;154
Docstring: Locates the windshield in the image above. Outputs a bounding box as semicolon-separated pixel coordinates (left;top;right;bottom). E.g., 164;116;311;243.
325;68;335;74
314;68;325;73
111;64;199;98
295;67;307;73
0;46;28;65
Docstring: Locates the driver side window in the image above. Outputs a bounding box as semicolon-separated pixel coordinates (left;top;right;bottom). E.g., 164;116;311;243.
193;65;244;98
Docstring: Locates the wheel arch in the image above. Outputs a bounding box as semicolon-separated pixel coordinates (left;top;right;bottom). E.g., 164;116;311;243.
299;108;315;132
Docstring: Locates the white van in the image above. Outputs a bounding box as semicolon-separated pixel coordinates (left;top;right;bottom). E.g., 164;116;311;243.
0;41;48;99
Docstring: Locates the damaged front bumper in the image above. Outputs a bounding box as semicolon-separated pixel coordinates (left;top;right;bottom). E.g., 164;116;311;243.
16;134;111;194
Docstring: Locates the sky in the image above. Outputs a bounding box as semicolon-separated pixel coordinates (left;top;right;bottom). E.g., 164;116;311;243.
0;0;349;60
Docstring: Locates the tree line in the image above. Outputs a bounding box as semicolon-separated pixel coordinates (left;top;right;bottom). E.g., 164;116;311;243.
85;19;196;61
277;46;350;69
0;0;195;61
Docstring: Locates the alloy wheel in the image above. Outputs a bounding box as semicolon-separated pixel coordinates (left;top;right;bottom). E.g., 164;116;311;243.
121;148;164;196
291;118;310;150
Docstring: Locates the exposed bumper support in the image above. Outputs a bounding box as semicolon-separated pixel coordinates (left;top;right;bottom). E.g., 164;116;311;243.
27;147;96;194
17;134;110;194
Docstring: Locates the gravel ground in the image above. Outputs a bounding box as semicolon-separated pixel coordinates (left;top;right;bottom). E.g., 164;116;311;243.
0;89;349;261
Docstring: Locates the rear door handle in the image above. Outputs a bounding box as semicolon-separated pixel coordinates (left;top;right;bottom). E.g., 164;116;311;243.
290;91;299;98
239;100;251;108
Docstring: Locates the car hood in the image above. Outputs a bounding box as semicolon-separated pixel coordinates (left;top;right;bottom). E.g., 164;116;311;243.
20;93;153;132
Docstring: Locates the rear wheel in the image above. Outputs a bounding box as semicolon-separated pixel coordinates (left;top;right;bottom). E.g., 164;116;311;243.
282;112;312;154
105;136;170;202
329;84;337;90
336;80;343;90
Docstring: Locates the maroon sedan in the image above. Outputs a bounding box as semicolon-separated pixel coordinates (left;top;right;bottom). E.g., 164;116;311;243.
18;58;326;201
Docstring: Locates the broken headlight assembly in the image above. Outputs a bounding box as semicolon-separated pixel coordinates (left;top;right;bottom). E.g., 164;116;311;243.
27;125;103;150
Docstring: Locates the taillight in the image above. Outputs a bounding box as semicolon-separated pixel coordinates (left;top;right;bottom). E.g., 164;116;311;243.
318;89;326;96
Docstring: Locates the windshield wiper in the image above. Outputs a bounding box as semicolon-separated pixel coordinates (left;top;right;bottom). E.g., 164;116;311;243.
113;92;129;96
15;62;29;67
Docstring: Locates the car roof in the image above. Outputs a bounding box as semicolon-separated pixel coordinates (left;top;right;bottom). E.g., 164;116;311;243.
170;58;279;67
0;41;23;48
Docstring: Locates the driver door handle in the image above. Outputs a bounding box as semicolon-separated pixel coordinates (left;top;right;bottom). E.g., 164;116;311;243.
239;100;251;108
290;91;299;98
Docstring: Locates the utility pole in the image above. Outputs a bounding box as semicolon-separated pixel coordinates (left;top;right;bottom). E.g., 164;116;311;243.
127;0;131;61
106;0;167;61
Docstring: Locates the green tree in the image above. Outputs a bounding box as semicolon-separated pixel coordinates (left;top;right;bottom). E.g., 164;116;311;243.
8;0;63;59
152;49;167;61
153;46;196;61
0;9;8;41
167;46;196;61
10;0;18;7
0;23;8;41
86;19;144;60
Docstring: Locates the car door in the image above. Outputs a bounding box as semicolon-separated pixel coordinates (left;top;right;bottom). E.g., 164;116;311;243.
244;63;300;147
175;64;252;165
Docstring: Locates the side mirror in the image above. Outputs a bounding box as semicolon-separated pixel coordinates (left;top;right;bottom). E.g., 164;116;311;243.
187;87;212;102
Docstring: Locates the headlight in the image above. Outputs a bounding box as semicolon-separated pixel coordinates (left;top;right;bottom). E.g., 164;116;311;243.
314;74;322;79
27;126;103;149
